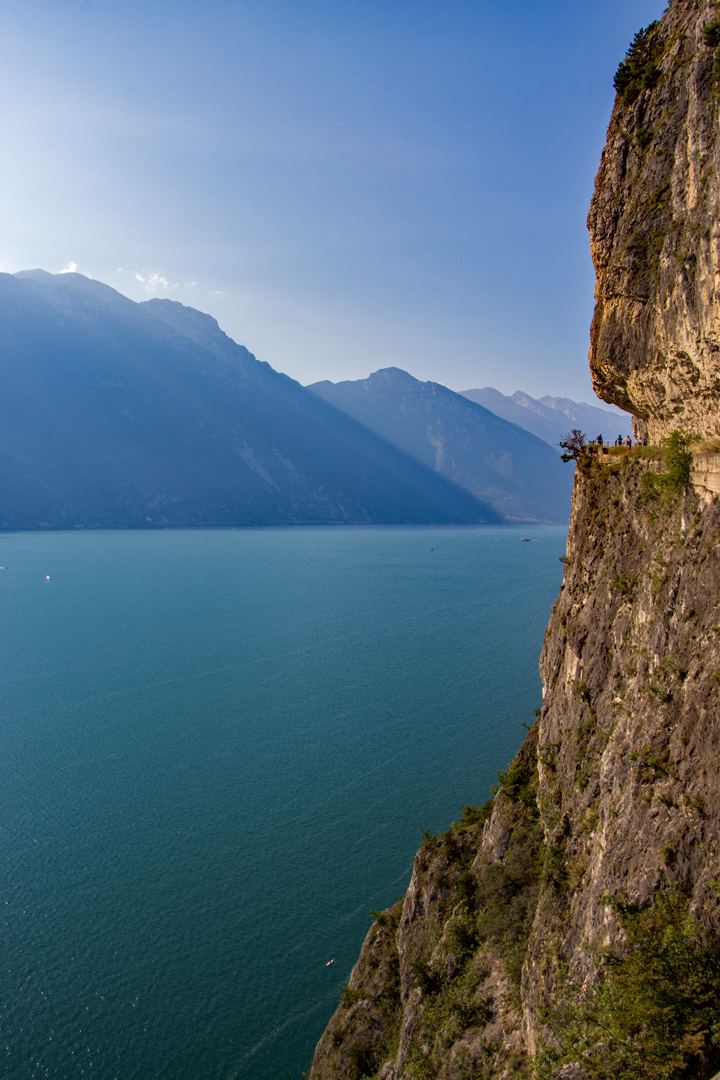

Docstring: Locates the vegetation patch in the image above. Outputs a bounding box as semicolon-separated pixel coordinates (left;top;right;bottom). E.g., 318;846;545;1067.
704;19;720;49
614;22;664;104
703;19;720;88
537;888;720;1080
642;431;692;505
691;437;720;454
611;572;639;601
636;126;653;150
405;953;491;1079
607;444;664;460
330;901;404;1080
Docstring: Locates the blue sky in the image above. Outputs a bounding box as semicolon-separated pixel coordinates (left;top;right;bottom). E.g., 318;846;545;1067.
0;0;664;401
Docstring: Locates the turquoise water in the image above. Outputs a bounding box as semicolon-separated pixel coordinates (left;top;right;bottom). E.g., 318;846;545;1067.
0;525;565;1079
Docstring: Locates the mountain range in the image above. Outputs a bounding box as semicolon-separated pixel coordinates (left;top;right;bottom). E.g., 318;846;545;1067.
0;271;498;529
0;270;612;529
309;367;575;523
460;386;629;449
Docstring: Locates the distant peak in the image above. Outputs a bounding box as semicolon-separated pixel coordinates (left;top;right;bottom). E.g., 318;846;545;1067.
14;269;56;281
367;367;420;387
311;367;420;391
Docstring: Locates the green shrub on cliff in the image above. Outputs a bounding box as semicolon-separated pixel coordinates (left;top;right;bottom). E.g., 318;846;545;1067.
663;430;692;492
614;22;664;104
537;888;720;1080
703;19;720;49
643;430;692;502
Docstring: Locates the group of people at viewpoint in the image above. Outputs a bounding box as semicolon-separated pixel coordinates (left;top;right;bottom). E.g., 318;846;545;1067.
591;434;649;447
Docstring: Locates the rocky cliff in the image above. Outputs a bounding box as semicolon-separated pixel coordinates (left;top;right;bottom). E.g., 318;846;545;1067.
307;447;720;1079
307;4;720;1076
589;0;720;442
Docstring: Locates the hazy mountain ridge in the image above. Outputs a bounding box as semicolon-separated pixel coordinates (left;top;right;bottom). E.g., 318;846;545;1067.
460;385;631;449
309;367;574;523
0;271;498;528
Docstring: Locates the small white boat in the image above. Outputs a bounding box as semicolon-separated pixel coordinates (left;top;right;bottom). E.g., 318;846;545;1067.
325;959;335;967
520;537;531;542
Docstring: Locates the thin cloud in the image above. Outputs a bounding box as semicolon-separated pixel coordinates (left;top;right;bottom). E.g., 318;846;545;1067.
134;271;179;294
59;261;78;274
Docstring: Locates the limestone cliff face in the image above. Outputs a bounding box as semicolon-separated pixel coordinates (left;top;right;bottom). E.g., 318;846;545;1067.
589;0;720;441
308;451;720;1078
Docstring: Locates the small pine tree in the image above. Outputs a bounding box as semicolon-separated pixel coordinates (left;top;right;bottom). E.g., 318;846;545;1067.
613;21;663;104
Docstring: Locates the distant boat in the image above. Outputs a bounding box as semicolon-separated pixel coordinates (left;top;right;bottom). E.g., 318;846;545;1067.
325;959;335;967
520;537;531;542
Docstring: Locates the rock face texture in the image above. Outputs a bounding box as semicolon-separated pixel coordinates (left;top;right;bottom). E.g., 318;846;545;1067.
308;450;720;1078
589;0;720;441
308;4;720;1074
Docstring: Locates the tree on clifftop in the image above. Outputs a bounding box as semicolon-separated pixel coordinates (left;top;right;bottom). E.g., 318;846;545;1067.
559;429;588;462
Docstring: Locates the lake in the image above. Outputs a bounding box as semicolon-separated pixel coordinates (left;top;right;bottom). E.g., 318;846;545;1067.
0;525;566;1079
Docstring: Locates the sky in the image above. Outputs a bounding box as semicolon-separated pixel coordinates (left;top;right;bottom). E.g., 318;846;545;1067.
0;0;665;403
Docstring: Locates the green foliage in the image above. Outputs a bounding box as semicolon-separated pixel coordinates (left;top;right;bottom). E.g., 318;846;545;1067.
637;126;653;149
457;868;477;909
541;844;568;895
537;888;720;1080
475;818;543;990
405;956;490;1078
571;678;592;705
638;743;673;781
335;902;404;1079
612;572;639;601
340;985;365;1008
347;1041;384;1078
370;908;392;926
455;800;494;829
559;428;588;463
494;752;539;817
647;182;670;214
663;430;692;492
704;19;720;48
614;22;663;104
420;827;438;849
411;959;443;996
643;430;692;501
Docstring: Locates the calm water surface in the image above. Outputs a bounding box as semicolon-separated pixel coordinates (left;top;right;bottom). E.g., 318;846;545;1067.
0;525;566;1079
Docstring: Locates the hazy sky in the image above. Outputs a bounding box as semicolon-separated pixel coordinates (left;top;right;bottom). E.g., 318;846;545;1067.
0;0;664;401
